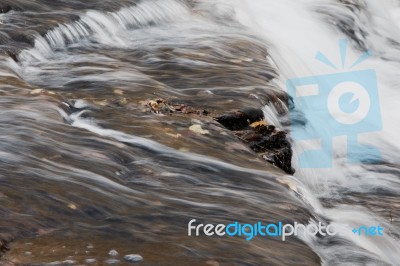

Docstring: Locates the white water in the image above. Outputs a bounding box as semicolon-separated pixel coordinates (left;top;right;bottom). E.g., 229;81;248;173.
17;0;191;64
7;0;400;264
225;0;400;264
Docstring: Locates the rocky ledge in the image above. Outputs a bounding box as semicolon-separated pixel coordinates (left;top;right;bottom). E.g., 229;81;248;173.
145;99;294;174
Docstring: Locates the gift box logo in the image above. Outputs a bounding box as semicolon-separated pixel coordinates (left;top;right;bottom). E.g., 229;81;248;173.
287;39;382;168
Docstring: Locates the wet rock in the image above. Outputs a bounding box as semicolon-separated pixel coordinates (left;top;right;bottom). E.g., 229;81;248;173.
143;99;209;115
0;234;12;256
142;98;294;173
146;99;174;114
0;5;12;13
45;260;75;265
108;249;118;256
189;124;210;135
124;254;143;263
215;108;264;131
206;260;220;266
105;258;121;265
217;109;294;174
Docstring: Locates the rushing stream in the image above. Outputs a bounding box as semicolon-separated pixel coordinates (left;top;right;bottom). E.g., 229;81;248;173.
0;0;399;265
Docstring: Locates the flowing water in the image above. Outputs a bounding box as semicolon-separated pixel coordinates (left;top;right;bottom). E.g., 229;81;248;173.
0;0;399;265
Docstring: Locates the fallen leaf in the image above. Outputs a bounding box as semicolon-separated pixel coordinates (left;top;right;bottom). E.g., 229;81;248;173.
250;120;267;128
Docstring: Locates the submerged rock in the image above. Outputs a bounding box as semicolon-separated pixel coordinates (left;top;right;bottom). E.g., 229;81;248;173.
189;124;210;135
108;249;119;256
0;5;12;13
105;258;120;265
124;254;143;263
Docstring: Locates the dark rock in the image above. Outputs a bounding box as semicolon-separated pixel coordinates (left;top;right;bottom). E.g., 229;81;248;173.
215;108;264;130
0;233;12;257
143;98;294;174
216;109;294;174
0;5;12;13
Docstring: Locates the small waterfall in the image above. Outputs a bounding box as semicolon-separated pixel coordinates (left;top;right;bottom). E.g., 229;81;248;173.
18;0;191;63
2;0;399;264
223;0;400;264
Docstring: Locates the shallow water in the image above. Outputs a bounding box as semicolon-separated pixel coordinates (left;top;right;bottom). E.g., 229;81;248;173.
0;0;399;265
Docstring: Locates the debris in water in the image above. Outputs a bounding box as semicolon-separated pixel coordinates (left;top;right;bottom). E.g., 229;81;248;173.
250;120;267;128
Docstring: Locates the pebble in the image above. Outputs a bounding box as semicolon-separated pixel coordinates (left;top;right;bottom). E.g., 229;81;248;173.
114;89;124;95
108;249;119;256
189;124;210;135
68;203;77;210
206;260;220;266
47;260;75;265
85;259;96;264
124;254;143;262
105;258;120;265
30;89;43;95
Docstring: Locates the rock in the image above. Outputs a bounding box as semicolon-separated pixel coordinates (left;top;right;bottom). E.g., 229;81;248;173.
215;108;264;130
144;98;209;115
113;89;124;95
85;259;96;264
46;260;75;265
206;260;220;266
30;89;44;95
189;124;210;135
140;97;294;173
0;5;12;13
105;258;120;265
124;254;144;262
147;99;174;114
67;203;77;210
108;249;118;256
216;108;294;174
